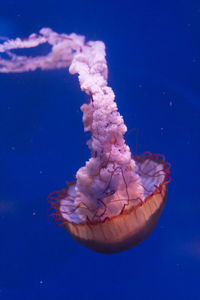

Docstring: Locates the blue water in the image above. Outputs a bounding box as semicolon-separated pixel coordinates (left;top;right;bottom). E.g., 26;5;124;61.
0;1;200;299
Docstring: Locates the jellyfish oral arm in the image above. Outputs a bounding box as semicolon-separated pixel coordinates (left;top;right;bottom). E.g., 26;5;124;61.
68;36;145;220
0;28;84;72
0;28;145;222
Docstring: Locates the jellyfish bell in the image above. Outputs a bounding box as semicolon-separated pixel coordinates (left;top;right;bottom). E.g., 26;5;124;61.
48;152;171;254
0;28;171;254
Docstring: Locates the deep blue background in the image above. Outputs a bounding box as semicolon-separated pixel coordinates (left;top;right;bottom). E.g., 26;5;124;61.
0;1;200;299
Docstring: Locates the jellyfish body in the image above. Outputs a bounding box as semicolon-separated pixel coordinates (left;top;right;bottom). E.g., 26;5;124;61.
0;28;171;253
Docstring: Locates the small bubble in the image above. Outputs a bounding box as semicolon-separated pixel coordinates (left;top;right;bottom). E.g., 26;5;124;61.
169;101;173;107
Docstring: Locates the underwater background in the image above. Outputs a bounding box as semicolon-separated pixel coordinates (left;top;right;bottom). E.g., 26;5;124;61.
0;0;200;299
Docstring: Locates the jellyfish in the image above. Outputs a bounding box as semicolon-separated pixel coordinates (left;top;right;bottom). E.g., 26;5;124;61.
0;28;171;253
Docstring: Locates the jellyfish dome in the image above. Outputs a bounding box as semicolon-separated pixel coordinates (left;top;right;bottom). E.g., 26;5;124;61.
0;28;171;253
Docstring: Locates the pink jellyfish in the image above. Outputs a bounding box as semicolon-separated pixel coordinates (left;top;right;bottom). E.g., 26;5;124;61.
0;28;171;253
